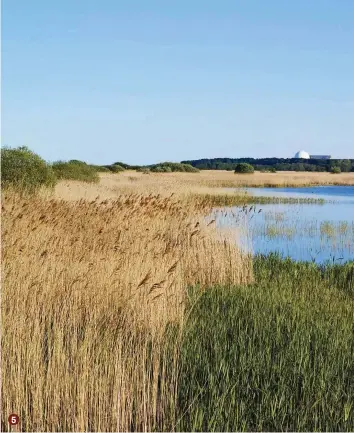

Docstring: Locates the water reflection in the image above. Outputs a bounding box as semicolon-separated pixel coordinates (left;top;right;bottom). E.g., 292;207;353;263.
210;186;354;264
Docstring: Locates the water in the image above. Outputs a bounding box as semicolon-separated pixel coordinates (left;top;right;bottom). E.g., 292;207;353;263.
211;186;354;264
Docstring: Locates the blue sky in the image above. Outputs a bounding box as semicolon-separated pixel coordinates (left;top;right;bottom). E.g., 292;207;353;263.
2;0;354;165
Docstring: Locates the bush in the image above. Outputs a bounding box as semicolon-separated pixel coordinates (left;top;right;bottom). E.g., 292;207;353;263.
68;161;110;173
136;167;150;174
234;163;255;174
150;166;164;173
181;163;200;173
161;166;172;173
104;164;125;173
90;165;111;172
68;159;86;165
52;161;99;183
150;162;199;173
111;161;142;170
1;146;56;192
151;165;174;173
112;161;131;169
331;167;341;174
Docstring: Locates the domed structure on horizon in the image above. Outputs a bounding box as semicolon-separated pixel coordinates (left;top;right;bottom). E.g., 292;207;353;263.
294;150;310;159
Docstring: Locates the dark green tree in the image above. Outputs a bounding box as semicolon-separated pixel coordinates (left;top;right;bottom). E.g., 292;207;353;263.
234;163;255;174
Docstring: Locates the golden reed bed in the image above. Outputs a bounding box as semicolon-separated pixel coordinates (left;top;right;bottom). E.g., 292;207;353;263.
54;170;354;202
2;169;352;430
2;180;251;431
196;169;354;187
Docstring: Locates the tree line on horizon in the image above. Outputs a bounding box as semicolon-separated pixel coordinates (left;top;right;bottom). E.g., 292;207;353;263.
3;146;354;194
180;157;354;172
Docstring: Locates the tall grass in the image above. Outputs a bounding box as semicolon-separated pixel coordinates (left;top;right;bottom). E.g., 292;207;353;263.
1;190;251;431
176;254;354;431
187;192;325;208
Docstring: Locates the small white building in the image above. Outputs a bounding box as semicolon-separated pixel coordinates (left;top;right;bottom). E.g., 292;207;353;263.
294;150;310;159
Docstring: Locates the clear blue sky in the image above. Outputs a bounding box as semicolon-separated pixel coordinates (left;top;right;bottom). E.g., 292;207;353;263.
2;0;354;165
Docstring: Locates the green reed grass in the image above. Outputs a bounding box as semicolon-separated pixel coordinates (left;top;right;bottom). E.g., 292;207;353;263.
190;192;325;208
173;254;354;432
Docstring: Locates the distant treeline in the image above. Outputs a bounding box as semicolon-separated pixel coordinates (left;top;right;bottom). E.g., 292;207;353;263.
180;158;354;172
4;144;353;196
107;161;199;173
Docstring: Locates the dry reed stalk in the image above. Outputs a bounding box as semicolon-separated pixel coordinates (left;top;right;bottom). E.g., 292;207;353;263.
1;187;252;431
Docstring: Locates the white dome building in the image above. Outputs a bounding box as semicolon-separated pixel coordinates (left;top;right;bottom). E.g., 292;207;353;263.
294;150;310;159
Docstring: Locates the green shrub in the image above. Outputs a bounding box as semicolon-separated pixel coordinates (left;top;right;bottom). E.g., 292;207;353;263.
68;159;86;165
151;165;174;173
104;164;125;173
150;162;199;173
136;167;150;174
112;161;131;169
52;161;99;183
331;166;341;174
150;166;164;173
69;160;108;173
161;166;172;173
234;162;255;174
181;163;199;173
89;165;111;172
69;159;110;173
1;146;56;192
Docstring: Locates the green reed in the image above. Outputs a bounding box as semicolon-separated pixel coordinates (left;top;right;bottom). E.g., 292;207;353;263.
172;254;354;431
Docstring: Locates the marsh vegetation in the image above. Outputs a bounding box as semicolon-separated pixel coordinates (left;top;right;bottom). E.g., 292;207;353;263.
1;155;354;431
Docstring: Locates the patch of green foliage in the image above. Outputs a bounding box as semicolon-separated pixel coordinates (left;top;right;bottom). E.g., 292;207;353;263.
150;162;199;173
173;254;354;431
234;162;255;174
111;161;131;169
89;165;111;172
111;161;141;170
331;166;341;174
69;160;110;172
1;146;56;193
151;165;172;173
136;167;151;174
68;159;86;165
103;164;125;173
52;160;99;183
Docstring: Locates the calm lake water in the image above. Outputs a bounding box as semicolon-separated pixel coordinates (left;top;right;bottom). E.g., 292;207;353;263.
212;186;354;264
